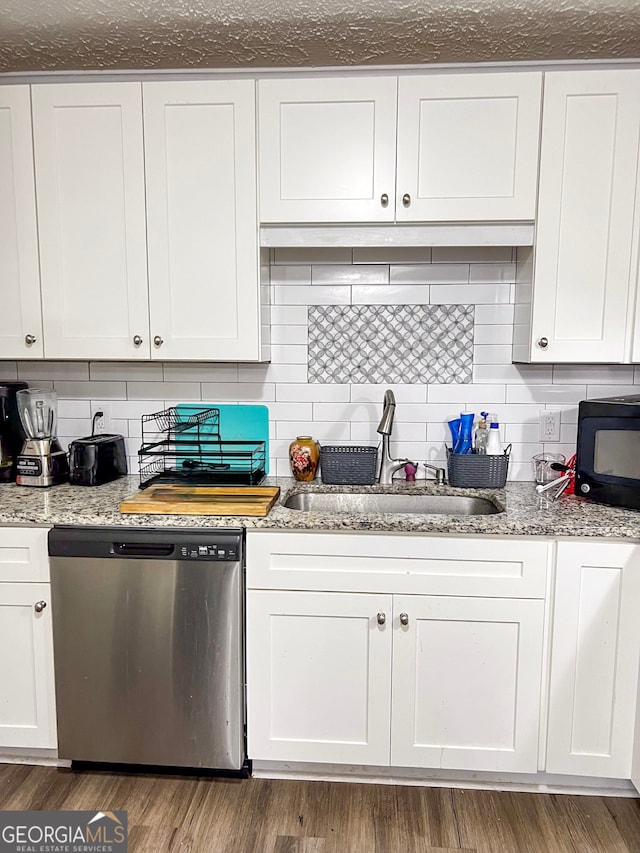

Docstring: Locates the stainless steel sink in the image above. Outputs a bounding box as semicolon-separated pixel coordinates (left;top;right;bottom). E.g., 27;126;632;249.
283;492;502;515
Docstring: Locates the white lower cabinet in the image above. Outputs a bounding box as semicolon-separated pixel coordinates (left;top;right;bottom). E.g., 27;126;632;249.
546;541;640;779
0;527;56;751
391;595;544;772
246;532;548;774
247;590;392;765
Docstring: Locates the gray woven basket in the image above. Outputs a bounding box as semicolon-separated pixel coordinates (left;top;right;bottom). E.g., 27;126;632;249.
320;445;378;485
447;445;511;489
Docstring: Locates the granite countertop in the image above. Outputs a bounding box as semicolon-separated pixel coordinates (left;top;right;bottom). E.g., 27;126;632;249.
1;475;640;539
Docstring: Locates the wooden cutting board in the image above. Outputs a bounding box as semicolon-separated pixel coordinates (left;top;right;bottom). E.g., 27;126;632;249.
119;485;280;516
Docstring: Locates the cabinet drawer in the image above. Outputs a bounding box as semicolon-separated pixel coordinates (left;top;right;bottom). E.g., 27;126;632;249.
247;531;549;598
0;528;50;582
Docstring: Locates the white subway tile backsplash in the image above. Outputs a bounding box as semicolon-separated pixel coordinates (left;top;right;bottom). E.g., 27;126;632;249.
431;247;513;264
19;361;89;381
473;345;513;364
352;284;431;305
474;325;514;346
474;304;515;324
0;362;18;380
126;381;201;401
201;383;276;402
24;250;640;482
276;384;351;403
162;363;239;382
353;247;431;264
469;263;517;283
427;384;506;404
473;364;552;384
274;248;352;265
274;285;351;305
270;265;311;286
90;362;163;381
312;265;389;285
431;284;511;304
391;264;468;284
506;385;587;404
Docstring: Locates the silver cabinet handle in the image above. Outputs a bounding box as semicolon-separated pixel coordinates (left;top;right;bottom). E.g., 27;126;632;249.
380;193;389;207
34;601;47;613
402;193;411;207
133;335;143;346
399;612;409;626
153;335;164;347
25;334;37;345
538;337;549;349
377;612;386;626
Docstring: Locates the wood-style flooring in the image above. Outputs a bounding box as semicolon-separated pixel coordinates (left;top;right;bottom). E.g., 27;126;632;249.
0;764;639;852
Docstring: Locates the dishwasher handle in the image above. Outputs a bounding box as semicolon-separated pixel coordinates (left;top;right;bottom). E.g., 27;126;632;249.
112;542;175;558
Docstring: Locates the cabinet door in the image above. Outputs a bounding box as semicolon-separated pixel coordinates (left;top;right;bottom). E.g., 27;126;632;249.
396;72;541;222
144;81;263;361
32;83;150;359
391;595;544;772
530;70;640;362
0;582;56;749
258;77;397;223
247;590;392;765
0;86;43;358
547;541;640;778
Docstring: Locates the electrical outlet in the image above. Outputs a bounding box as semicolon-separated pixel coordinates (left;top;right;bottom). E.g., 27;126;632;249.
91;403;111;435
539;410;561;443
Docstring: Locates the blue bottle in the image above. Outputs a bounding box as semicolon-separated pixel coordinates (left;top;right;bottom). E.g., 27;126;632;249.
453;412;474;454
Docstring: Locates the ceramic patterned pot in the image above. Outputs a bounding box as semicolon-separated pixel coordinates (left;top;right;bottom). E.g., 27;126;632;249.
289;436;319;482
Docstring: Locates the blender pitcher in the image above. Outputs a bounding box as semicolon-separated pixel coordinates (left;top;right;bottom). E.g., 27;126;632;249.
15;389;68;487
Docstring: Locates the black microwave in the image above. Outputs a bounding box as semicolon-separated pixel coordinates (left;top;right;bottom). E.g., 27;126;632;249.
576;395;640;510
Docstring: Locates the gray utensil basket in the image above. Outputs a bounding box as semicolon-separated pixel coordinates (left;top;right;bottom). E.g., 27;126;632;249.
447;445;511;489
320;445;379;485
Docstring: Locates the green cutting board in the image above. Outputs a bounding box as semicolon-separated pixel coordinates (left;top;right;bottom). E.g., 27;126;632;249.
176;404;270;474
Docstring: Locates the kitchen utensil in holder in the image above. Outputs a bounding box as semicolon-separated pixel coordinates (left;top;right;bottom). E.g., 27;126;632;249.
138;406;266;488
446;445;511;489
320;445;378;485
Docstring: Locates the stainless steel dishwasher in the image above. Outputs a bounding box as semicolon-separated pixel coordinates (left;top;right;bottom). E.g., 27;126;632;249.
48;526;245;771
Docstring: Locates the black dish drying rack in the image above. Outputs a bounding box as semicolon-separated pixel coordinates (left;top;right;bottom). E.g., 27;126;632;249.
138;407;266;488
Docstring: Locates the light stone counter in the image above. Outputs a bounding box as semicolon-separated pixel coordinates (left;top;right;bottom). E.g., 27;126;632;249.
0;475;639;539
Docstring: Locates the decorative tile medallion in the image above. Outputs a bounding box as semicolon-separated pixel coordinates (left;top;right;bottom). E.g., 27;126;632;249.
308;305;474;384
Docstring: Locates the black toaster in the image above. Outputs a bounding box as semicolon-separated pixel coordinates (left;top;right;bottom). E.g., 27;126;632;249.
69;434;128;486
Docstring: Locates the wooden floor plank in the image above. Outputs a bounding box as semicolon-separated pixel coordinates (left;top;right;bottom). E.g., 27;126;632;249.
0;765;638;853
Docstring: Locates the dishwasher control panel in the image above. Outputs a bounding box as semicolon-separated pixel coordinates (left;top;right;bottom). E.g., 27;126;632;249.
180;543;239;561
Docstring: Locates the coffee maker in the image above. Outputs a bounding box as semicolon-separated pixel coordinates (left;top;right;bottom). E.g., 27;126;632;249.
0;381;28;482
16;388;69;487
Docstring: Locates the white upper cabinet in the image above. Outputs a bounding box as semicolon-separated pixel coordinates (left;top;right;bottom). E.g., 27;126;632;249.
0;86;43;359
259;77;398;223
143;80;264;361
258;72;541;225
396;73;541;222
32;83;150;360
515;70;640;363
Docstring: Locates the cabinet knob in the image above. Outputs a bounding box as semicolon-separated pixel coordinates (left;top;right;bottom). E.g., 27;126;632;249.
380;193;389;207
399;612;409;626
25;334;37;345
377;612;386;626
133;335;143;347
537;337;549;349
402;193;411;208
153;335;164;347
34;600;47;613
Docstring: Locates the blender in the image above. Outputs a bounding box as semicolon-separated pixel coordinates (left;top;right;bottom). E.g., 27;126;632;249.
16;389;69;487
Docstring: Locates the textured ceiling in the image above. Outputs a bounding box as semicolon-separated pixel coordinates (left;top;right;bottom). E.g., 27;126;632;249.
0;0;639;73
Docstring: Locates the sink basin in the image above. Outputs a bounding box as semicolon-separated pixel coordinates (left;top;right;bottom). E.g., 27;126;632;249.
283;492;502;515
